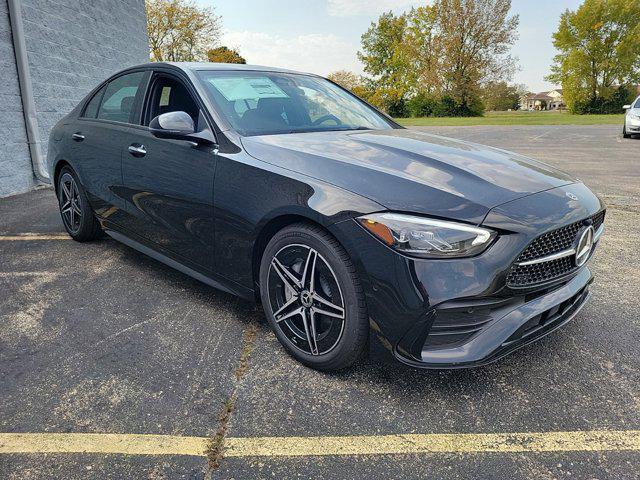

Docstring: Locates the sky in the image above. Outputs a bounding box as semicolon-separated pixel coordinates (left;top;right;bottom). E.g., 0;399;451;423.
198;0;584;92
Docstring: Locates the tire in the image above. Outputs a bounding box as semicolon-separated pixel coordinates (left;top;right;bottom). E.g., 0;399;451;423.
259;223;368;371
56;166;102;242
623;125;631;139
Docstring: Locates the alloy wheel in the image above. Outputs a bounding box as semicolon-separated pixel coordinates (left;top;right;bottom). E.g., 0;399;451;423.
59;173;82;233
267;244;345;356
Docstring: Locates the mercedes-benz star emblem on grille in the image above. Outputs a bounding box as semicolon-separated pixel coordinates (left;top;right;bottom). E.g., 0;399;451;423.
575;226;594;267
566;192;579;201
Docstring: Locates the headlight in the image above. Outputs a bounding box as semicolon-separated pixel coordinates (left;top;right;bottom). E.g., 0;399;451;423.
357;213;496;258
629;113;640;120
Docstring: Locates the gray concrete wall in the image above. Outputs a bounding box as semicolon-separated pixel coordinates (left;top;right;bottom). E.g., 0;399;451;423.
0;0;149;197
0;1;32;197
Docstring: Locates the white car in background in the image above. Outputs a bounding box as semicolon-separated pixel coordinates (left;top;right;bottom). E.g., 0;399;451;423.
623;96;640;138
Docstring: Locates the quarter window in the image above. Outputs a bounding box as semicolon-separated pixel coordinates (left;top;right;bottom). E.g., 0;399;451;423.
96;72;145;124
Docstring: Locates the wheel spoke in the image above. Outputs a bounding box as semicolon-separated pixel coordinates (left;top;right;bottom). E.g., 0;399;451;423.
301;248;317;292
312;293;345;319
71;201;82;216
313;306;345;320
62;182;71;201
271;256;301;291
274;305;303;323
302;308;319;355
273;295;300;320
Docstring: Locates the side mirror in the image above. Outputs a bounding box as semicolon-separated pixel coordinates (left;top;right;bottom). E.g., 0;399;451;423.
149;111;217;146
149;111;195;140
623;105;631;110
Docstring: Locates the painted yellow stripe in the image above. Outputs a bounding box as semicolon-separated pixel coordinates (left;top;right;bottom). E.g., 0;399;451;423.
0;433;208;456
0;234;70;241
1;430;639;457
224;430;640;457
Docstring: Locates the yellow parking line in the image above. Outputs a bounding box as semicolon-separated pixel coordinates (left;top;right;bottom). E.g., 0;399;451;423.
0;433;208;456
1;430;639;457
225;430;640;456
0;234;70;241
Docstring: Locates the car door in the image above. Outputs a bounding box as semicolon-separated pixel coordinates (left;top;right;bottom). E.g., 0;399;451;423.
120;71;217;272
71;70;149;226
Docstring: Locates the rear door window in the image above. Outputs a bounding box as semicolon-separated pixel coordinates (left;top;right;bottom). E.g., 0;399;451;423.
96;72;146;124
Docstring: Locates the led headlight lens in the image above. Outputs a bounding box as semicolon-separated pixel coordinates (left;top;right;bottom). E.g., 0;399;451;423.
357;213;496;258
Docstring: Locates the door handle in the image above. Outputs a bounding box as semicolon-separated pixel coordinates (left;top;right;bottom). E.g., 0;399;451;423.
71;133;85;142
128;144;147;157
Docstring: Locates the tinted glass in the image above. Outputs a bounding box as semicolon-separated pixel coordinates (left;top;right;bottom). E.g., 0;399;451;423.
635;97;640;108
83;85;106;118
146;76;199;125
97;72;145;123
196;71;393;136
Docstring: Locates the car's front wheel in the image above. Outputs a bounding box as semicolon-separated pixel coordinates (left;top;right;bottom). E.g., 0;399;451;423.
623;125;631;139
57;166;102;242
259;223;368;371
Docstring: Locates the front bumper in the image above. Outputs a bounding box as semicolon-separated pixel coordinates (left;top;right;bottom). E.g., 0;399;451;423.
394;267;593;368
626;117;640;133
329;183;604;369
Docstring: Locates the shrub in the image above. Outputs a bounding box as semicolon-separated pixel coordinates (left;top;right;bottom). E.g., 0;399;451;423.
407;93;438;117
572;86;636;115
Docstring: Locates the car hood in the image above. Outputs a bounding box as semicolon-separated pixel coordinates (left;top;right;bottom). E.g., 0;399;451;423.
241;129;577;224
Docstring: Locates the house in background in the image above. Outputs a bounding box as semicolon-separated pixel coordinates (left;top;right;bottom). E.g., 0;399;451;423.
520;89;565;111
1;0;149;198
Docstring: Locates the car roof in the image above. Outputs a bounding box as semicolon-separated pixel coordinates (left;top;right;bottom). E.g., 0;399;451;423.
126;61;316;77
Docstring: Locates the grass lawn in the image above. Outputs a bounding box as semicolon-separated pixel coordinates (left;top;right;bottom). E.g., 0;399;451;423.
396;110;625;126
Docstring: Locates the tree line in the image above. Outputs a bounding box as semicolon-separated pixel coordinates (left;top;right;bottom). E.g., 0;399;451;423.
332;0;521;118
331;0;640;117
144;0;640;117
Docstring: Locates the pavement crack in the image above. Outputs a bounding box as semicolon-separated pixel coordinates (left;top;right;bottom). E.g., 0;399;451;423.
205;321;259;471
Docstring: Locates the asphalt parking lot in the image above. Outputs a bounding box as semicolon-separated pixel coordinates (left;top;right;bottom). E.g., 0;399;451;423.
1;124;639;479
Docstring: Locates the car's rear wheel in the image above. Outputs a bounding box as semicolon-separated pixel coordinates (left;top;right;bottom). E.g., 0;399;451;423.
623;125;631;139
57;166;102;242
259;223;368;371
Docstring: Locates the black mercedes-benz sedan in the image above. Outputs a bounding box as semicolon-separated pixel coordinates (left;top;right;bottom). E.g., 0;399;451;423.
47;62;605;371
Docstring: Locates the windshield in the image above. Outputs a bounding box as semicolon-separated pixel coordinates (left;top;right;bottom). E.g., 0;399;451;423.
196;70;394;136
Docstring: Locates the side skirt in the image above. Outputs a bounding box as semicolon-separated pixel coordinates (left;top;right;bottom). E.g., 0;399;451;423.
104;229;255;301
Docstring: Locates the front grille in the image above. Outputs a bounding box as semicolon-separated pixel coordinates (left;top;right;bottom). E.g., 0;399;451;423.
507;210;605;288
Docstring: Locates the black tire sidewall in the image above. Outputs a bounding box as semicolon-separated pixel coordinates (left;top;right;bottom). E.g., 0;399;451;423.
259;225;367;370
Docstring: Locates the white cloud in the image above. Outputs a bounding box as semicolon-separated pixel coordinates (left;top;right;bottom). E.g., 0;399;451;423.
326;0;422;17
221;31;362;76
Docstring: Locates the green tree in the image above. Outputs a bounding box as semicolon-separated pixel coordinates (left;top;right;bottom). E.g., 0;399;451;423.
409;0;519;116
358;0;519;117
358;12;413;116
547;0;640;113
207;46;246;64
481;81;529;111
327;70;362;92
146;0;221;62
